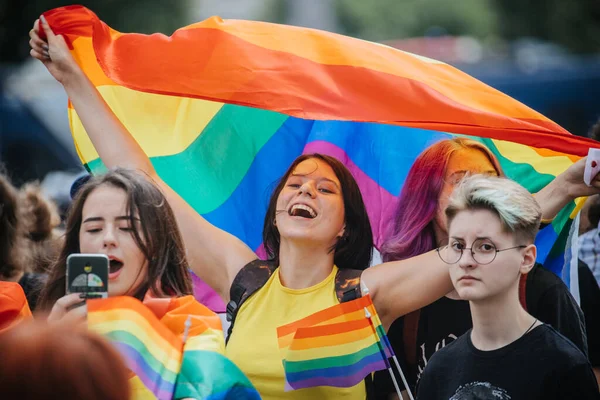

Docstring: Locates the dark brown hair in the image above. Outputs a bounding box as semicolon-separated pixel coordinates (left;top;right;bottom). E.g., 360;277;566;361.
263;154;373;270
19;182;63;274
587;195;600;228
0;319;130;400
0;173;25;280
38;169;192;310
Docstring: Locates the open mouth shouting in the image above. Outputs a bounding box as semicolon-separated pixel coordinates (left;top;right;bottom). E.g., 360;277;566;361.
108;256;124;279
288;203;317;219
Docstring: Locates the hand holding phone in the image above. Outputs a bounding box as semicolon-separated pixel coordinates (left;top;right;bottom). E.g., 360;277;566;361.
66;254;109;299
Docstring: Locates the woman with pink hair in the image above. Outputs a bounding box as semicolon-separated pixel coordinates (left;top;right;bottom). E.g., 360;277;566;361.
375;138;590;398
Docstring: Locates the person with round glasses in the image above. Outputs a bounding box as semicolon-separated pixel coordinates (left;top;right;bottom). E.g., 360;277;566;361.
417;175;599;400
375;138;589;399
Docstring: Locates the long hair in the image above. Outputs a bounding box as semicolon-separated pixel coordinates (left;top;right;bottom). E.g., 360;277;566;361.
0;173;25;280
263;154;373;270
38;169;192;310
0;319;130;400
381;138;504;262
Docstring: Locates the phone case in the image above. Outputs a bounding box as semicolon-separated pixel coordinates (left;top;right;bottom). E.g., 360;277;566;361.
66;254;109;299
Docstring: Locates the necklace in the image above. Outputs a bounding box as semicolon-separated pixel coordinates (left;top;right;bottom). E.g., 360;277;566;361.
522;318;538;337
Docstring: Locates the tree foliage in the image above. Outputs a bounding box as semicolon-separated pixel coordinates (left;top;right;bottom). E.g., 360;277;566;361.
492;0;600;54
335;0;498;42
1;0;187;63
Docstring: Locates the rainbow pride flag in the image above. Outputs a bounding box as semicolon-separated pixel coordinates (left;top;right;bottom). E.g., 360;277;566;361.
42;6;599;304
277;294;392;390
87;296;259;400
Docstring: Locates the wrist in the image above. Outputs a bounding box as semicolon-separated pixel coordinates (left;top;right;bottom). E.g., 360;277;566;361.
549;174;574;201
534;177;571;221
61;65;87;88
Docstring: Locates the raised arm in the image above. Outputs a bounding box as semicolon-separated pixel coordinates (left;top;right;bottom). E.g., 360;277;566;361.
362;250;453;330
30;17;255;299
534;157;600;221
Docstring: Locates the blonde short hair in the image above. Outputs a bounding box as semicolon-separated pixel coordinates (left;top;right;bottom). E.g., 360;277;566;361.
445;175;542;243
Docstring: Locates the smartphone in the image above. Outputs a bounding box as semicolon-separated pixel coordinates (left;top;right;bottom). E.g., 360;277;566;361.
66;254;109;299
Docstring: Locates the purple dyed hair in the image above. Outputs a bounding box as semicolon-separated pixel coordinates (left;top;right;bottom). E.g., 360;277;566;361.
381;138;504;262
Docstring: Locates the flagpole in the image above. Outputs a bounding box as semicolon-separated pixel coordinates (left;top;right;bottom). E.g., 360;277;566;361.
368;311;415;400
387;341;415;400
364;307;404;400
361;284;416;400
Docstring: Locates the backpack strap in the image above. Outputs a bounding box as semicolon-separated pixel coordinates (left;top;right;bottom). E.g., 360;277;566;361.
403;309;421;368
226;259;277;343
335;268;363;302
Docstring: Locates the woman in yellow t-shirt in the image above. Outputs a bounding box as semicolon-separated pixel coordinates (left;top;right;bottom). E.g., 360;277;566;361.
32;17;458;399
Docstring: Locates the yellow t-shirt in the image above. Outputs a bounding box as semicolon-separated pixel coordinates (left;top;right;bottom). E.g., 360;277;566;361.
226;265;366;399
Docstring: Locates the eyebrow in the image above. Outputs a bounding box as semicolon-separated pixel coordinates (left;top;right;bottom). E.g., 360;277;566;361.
449;235;494;241
82;216;140;223
448;169;498;177
290;174;341;189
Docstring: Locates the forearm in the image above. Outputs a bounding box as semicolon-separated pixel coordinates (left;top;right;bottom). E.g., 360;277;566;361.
63;69;156;175
534;175;573;221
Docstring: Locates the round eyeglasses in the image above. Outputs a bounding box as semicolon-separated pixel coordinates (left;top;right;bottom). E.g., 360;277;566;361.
436;238;527;265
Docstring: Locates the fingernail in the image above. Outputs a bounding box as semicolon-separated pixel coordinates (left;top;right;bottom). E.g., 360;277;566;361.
43;51;50;58
42;44;49;51
79;293;87;299
40;15;47;24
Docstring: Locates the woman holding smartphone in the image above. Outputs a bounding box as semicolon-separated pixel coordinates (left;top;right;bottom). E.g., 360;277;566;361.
38;169;193;320
37;169;259;398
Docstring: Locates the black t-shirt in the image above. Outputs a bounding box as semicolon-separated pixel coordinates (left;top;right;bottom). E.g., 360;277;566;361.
416;324;599;400
374;264;588;396
525;262;588;356
579;260;600;366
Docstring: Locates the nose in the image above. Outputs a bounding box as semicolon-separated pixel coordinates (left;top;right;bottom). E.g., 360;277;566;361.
298;181;316;198
102;226;118;248
457;248;477;270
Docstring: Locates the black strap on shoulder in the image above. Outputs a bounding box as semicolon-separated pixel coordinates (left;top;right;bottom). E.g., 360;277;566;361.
226;259;277;343
335;267;363;303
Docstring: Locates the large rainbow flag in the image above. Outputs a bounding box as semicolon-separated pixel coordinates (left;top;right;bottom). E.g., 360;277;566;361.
87;296;259;399
277;294;393;390
42;6;599;307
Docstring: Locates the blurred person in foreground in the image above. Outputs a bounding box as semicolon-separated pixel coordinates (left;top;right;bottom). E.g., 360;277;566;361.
0;318;130;400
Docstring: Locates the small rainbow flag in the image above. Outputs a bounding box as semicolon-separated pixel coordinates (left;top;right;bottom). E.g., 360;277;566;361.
277;294;392;390
41;5;600;307
0;282;32;333
87;296;259;400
